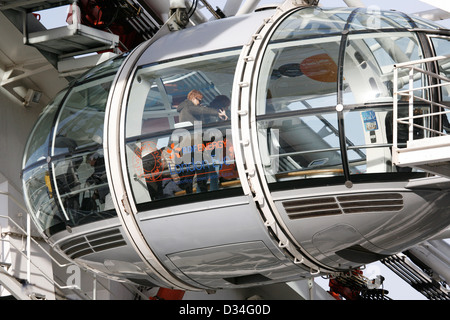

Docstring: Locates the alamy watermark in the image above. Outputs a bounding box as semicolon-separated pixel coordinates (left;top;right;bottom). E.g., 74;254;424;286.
66;264;81;289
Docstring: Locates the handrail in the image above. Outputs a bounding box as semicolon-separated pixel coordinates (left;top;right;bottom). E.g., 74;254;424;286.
393;54;450;152
0;191;72;267
0;191;140;299
0;212;119;299
275;168;344;179
0;214;72;269
0;189;81;298
0;212;81;297
0;236;80;292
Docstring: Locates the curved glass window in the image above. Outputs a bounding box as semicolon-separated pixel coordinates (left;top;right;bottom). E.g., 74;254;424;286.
22;55;126;236
268;7;430;42
52;77;112;156
125;50;241;206
411;16;441;30
269;7;350;41
257;34;341;115
77;54;128;82
349;8;415;30
257;110;344;182
256;7;432;185
343;32;424;105
431;37;450;101
23;89;67;169
429;36;450;132
22;163;62;236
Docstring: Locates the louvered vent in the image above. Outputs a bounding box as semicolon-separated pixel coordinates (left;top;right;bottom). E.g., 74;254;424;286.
59;228;127;259
283;193;403;220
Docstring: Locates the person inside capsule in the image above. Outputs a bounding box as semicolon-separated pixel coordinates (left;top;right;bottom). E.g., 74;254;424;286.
85;152;109;205
207;95;231;122
196;94;232;191
173;90;228;193
176;89;228;125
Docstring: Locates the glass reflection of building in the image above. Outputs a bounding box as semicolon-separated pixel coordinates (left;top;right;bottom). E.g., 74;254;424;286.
22;7;450;238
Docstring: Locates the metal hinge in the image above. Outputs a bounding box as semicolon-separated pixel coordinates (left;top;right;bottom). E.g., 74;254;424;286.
121;194;133;215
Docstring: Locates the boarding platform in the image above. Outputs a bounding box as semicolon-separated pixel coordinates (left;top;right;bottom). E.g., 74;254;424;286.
392;55;450;178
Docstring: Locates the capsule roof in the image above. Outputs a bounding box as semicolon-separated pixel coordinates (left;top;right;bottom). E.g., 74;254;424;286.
136;6;442;66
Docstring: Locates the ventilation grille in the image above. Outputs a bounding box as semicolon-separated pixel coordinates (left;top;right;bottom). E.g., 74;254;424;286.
59;228;127;259
283;193;403;220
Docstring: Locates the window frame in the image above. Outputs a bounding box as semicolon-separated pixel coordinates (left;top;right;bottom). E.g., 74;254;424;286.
123;49;244;209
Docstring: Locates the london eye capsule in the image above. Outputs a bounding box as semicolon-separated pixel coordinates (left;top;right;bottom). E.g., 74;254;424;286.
22;4;450;291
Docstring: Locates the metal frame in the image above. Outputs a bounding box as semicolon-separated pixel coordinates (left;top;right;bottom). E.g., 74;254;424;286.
392;54;450;176
393;55;450;142
231;1;330;276
0;191;83;299
104;17;203;291
22;1;120;58
0;0;72;12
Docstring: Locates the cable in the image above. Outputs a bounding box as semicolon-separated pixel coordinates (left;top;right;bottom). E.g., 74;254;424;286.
187;0;198;18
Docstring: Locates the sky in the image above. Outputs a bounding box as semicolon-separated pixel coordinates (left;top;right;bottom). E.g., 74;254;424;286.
34;0;449;300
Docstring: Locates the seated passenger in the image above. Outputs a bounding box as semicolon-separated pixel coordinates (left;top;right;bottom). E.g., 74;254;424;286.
177;89;228;124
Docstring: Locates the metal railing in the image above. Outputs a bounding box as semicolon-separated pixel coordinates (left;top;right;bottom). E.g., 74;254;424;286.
0;191;147;300
0;190;93;299
393;54;450;152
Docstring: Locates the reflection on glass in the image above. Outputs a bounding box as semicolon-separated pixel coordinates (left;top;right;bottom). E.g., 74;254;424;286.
22;55;124;236
349;9;415;30
24;139;117;237
127;124;237;204
77;53;128;82
270;7;350;41
431;37;450;102
51;151;115;229
23;90;67;169
256;8;434;185
411;16;441;30
52;78;113;156
345;105;430;175
125;50;241;204
258;12;343;182
258;36;340;115
344;108;390;174
343;32;424;105
127;51;238;136
257;112;344;182
430;37;450;132
22;163;63;234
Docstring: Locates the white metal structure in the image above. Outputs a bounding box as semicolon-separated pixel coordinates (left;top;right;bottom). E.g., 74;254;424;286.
392;55;450;177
